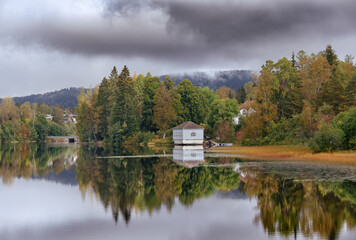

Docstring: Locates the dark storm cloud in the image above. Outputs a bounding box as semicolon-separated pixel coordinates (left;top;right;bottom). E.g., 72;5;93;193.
1;0;356;63
162;0;356;46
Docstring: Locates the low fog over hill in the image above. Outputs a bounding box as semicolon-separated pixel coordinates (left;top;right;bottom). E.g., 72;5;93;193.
2;70;253;108
161;70;253;90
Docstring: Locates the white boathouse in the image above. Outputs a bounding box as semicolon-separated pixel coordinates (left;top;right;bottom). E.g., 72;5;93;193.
173;121;204;145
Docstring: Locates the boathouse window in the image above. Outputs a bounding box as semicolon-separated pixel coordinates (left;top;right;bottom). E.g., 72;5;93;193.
191;132;196;137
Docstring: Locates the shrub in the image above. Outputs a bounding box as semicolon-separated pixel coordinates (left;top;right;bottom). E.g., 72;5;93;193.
332;107;356;150
309;125;344;153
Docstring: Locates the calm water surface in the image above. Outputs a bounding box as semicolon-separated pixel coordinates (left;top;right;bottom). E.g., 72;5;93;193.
1;144;356;240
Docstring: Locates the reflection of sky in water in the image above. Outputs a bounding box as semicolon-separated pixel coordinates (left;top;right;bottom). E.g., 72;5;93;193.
0;179;108;230
1;142;356;240
0;177;267;240
2;177;356;240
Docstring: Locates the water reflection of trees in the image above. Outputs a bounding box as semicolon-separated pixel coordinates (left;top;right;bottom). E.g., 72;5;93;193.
0;144;77;184
76;145;241;224
240;169;356;239
2;143;356;239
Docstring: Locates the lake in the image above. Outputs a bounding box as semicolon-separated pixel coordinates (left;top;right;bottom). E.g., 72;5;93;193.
1;143;356;240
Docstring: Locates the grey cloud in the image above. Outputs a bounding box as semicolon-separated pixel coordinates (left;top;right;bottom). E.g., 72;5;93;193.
163;0;356;46
1;0;356;68
103;0;151;15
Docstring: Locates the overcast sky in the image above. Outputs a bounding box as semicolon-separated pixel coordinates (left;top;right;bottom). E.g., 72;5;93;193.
1;0;356;97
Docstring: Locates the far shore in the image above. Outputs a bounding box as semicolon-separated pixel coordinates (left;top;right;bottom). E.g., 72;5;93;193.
207;145;356;163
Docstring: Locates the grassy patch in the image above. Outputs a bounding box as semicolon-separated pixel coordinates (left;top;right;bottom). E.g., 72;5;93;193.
208;145;356;163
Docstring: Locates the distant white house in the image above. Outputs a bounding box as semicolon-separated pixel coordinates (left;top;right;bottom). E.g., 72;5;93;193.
46;114;53;121
233;101;256;125
173;121;204;145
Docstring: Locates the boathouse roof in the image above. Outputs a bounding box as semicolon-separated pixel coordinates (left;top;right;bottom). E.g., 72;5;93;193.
173;121;204;130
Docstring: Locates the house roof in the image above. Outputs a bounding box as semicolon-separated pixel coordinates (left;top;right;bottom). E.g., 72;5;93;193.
173;121;204;130
239;100;255;110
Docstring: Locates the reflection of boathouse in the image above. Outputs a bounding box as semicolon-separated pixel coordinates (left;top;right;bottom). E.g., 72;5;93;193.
173;145;204;168
173;121;204;145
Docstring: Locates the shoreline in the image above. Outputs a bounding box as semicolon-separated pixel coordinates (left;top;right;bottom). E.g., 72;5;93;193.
207;145;356;163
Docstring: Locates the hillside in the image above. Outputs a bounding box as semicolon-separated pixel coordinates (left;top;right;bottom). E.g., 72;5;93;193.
160;70;253;90
11;88;82;109
3;70;253;108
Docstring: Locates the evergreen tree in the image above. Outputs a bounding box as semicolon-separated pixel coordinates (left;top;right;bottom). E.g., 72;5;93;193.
110;66;140;139
141;75;161;132
96;77;111;140
164;76;175;90
236;86;247;104
345;74;356;107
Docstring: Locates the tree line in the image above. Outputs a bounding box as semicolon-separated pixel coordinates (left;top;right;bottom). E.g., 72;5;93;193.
241;45;355;152
75;45;356;152
0;99;76;142
77;66;243;144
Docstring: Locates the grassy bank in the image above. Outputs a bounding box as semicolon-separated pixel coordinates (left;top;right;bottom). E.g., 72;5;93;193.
208;145;356;163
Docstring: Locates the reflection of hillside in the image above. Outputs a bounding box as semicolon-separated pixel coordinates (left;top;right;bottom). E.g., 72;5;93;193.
76;145;240;224
32;168;78;186
0;143;77;185
241;168;356;239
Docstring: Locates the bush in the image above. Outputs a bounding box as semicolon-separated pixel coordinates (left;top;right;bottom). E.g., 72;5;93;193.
49;122;63;136
136;131;155;144
309;125;344;153
332;107;356;150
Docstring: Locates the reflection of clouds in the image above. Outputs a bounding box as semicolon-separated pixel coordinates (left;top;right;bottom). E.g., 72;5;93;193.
0;192;266;240
0;179;108;233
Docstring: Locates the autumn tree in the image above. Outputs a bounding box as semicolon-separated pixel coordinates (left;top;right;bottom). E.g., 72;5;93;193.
76;87;99;142
153;83;177;138
52;105;64;125
216;86;236;99
298;53;332;107
217;120;234;142
0;97;20;123
20;102;32;122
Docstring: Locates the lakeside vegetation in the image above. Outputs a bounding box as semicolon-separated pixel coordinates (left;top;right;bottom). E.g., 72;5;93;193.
0;100;76;142
210;145;356;162
0;45;354;153
76;45;355;153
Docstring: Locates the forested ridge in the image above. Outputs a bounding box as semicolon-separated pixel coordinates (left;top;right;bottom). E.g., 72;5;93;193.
77;45;355;152
8;87;83;109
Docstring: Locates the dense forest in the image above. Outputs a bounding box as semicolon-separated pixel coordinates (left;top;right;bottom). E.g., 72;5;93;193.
77;45;355;152
0;100;76;142
76;66;242;144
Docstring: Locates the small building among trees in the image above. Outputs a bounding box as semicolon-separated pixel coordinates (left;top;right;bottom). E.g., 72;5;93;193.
173;121;204;145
